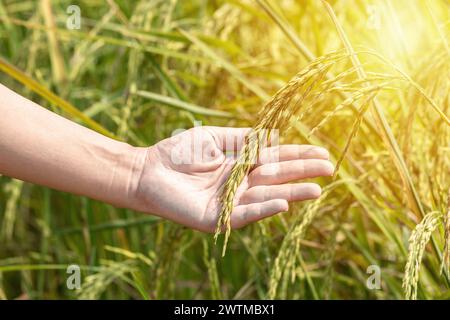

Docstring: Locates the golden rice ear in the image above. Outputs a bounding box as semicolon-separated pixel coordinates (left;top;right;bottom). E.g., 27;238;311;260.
214;51;349;256
213;44;404;257
323;2;450;295
441;191;450;275
268;184;335;299
403;211;442;300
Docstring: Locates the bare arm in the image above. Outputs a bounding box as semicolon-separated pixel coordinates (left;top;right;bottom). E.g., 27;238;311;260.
0;83;144;209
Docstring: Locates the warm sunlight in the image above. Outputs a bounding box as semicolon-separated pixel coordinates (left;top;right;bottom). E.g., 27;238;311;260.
0;0;448;305
366;1;447;67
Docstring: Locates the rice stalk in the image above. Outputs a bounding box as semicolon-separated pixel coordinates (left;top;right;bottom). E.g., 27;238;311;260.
256;0;382;139
267;181;346;299
322;1;449;286
359;49;450;126
308;84;384;137
203;240;222;299
0;57;116;139
214;51;345;256
0;273;6;300
403;211;442;300
320;210;345;299
0;16;209;63
55;216;159;235
215;46;395;256
153;225;185;298
1;0;449;300
135;90;232;118
299;63;376;119
40;0;66;85
179;29;270;101
442;190;450;274
104;245;154;267
78;260;137;300
1;179;23;240
333;91;379;176
321;0;428;218
425;0;450;56
298;254;319;299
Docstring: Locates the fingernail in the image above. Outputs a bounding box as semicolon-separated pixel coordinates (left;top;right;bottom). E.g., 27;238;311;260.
317;147;330;159
281;201;289;212
324;161;335;176
309;184;322;198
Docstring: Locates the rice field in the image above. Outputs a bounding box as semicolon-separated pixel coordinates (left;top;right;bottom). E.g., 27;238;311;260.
0;0;449;300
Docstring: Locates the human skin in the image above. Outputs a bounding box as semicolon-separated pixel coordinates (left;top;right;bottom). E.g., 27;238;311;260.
0;83;334;232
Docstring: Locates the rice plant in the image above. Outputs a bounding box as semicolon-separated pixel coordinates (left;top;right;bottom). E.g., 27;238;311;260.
0;0;449;300
403;211;442;300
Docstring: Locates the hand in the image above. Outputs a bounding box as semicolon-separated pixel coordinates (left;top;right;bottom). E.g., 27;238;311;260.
130;126;334;232
0;84;333;230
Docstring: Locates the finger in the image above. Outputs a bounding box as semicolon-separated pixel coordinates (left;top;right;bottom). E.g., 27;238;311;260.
239;183;321;205
257;145;329;166
205;126;251;151
231;199;289;229
249;159;334;187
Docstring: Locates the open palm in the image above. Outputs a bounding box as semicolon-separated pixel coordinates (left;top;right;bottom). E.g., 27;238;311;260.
133;126;333;232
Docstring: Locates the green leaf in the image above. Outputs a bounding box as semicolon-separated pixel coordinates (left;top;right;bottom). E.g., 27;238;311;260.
134;90;233;118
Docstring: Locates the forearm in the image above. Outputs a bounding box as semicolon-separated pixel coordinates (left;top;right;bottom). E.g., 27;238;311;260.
0;83;146;208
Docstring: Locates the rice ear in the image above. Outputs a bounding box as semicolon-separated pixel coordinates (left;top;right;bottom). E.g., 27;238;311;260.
441;191;450;274
403;211;441;300
214;52;344;256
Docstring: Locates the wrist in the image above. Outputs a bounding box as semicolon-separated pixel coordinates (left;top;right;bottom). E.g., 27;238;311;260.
104;141;148;210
